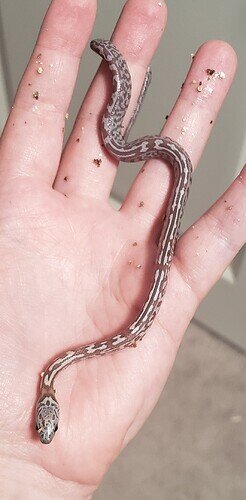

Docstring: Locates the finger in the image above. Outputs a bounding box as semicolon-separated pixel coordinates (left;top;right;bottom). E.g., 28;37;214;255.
0;0;96;185
122;40;237;236
161;165;246;345
54;0;167;200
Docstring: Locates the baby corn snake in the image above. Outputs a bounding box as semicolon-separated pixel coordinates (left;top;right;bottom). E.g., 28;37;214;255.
35;39;192;444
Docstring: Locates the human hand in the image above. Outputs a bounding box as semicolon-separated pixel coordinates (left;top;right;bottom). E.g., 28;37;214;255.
0;0;245;497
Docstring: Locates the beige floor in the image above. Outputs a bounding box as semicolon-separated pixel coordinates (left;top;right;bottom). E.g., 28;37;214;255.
95;321;246;500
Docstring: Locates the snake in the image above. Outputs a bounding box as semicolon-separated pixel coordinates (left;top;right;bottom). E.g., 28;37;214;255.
35;39;193;444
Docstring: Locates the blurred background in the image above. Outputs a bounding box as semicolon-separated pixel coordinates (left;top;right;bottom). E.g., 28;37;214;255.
0;1;245;498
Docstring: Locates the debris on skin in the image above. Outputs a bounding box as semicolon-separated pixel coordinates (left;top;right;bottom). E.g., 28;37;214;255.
65;112;69;120
28;83;32;86
191;53;195;60
35;54;44;74
131;340;137;348
206;69;226;81
136;264;142;269
210;120;213;124
128;260;132;265
141;168;145;173
224;200;233;211
76;138;80;143
93;158;102;167
206;68;215;76
139;201;144;207
165;115;169;120
191;68;226;97
197;81;203;92
181;82;184;89
64;176;69;182
132;242;138;246
62;127;65;133
181;126;188;135
32;91;39;100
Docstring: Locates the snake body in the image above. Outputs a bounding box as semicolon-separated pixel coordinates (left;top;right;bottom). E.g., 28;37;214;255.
35;39;192;444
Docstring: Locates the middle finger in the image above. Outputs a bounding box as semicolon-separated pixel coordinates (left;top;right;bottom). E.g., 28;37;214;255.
54;0;167;200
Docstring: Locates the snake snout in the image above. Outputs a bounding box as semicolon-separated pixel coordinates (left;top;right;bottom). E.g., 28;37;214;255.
37;421;58;444
90;39;104;54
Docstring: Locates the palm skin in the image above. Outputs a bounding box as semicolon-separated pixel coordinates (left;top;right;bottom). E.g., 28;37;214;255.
0;180;174;484
0;0;245;497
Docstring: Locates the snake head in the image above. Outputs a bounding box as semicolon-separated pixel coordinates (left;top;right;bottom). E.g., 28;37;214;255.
35;394;60;444
90;39;119;62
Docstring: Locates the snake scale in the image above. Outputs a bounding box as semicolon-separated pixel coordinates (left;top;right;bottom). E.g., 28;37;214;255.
35;39;193;444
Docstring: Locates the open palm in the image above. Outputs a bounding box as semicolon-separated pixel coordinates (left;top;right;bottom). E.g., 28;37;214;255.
0;0;245;497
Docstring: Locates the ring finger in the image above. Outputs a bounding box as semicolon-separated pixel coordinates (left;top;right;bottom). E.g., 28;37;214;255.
121;40;237;237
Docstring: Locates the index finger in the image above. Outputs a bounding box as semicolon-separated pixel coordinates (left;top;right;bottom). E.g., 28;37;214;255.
0;0;96;185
